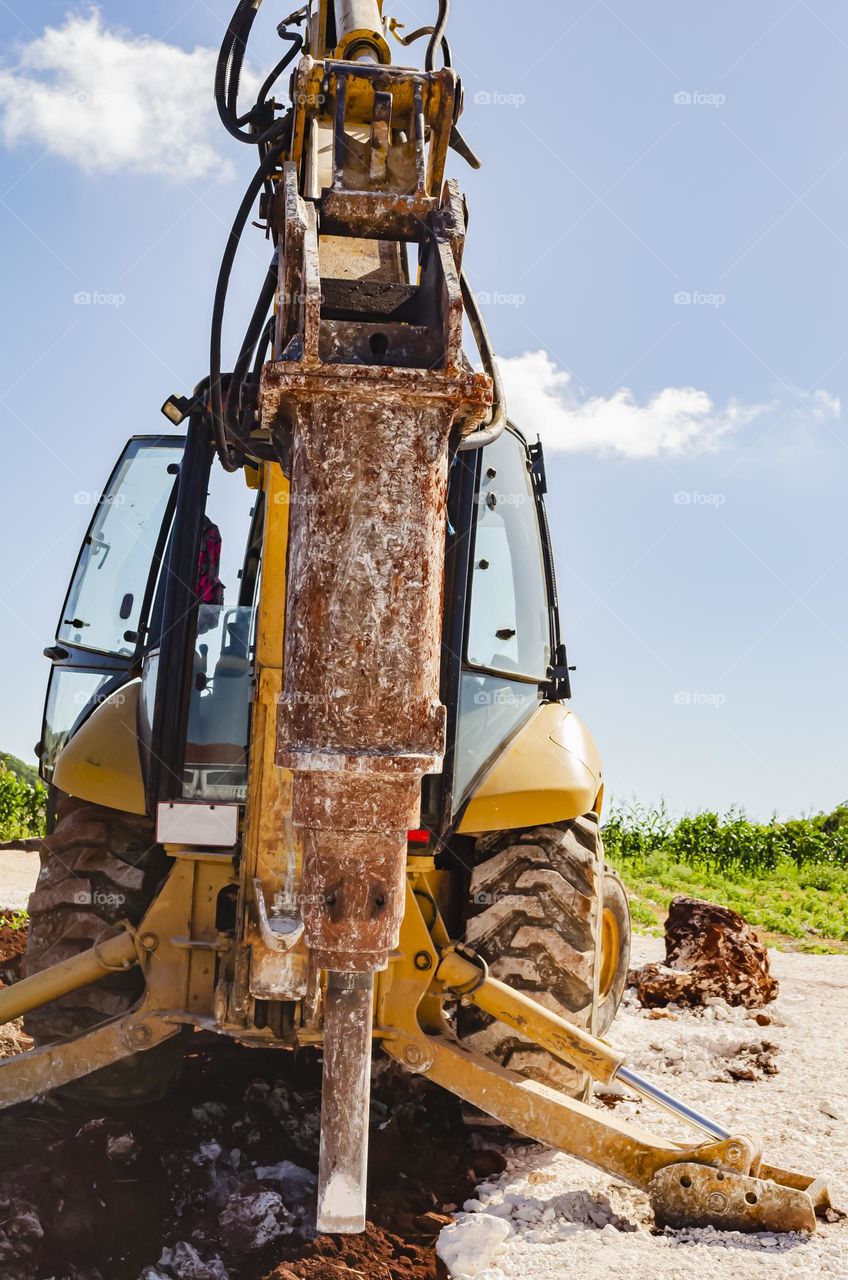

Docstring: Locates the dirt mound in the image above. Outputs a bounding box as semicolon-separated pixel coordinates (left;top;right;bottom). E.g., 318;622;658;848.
268;1222;438;1279
0;1034;503;1280
0;911;27;970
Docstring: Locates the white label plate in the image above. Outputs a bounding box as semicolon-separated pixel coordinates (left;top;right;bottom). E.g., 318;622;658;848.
156;801;239;847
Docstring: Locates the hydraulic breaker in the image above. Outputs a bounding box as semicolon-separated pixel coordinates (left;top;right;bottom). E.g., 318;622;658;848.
262;47;492;1230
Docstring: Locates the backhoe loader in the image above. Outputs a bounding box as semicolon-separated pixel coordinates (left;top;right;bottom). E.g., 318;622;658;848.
1;0;831;1241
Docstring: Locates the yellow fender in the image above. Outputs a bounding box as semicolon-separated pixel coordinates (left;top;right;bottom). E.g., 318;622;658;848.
53;680;146;815
458;702;602;835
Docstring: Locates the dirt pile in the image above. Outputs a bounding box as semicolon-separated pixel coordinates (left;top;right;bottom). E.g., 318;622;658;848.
629;895;778;1009
0;911;31;1059
0;911;27;971
267;1222;439;1278
0;1035;504;1280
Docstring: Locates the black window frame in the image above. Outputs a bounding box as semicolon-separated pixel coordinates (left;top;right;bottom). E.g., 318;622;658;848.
38;434;184;784
461;423;561;690
424;423;570;838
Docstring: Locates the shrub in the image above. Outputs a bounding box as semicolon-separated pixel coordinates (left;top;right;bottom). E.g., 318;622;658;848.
0;767;45;842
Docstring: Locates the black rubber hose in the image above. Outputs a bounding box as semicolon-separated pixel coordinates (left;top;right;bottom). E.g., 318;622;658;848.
255;31;303;115
226;7;260;127
210;139;287;472
225;252;278;444
238;314;276;447
217;4;302;148
215;0;261;141
392;23;452;68
426;0;450;71
252;313;275;374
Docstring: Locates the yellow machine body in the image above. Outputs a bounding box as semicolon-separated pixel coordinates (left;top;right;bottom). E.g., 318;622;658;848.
5;0;833;1242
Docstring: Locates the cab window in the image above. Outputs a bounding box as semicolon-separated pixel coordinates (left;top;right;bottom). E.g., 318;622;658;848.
465;428;551;681
180;465;258;803
452;428;554;807
59;439;181;656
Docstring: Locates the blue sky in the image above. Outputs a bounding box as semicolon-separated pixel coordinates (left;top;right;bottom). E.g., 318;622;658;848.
0;1;846;818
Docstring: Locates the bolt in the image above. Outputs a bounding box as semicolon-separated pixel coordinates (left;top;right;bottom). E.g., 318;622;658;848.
127;1024;152;1047
708;1192;727;1212
725;1143;743;1163
414;951;433;971
139;932;159;953
404;1045;424;1066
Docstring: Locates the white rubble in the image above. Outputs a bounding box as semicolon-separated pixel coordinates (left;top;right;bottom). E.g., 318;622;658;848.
156;1242;229;1280
453;938;848;1280
436;1212;511;1278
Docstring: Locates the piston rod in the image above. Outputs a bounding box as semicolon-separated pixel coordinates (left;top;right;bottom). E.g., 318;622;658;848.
438;946;732;1142
614;1066;730;1141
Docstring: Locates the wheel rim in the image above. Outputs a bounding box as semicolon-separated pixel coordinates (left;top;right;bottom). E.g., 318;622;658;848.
599;906;620;1001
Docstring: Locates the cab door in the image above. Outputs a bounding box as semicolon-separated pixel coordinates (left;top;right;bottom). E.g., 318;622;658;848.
450;425;563;809
38;435;185;782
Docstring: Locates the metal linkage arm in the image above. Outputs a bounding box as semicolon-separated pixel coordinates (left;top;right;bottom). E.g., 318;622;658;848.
377;881;833;1235
0;928;137;1027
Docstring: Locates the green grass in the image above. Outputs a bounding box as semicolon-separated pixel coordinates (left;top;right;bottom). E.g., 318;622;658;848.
602;803;848;954
0;910;28;932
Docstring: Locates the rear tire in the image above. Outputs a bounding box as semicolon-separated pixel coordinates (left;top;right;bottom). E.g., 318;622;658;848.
457;815;630;1098
21;792;187;1105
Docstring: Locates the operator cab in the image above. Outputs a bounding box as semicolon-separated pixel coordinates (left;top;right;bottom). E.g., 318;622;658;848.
38;419;567;835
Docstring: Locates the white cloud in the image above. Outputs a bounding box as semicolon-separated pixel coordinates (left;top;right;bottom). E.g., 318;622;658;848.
498;350;778;459
0;10;252;180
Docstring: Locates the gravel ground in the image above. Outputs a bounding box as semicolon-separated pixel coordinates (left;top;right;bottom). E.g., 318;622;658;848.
0;848;38;910
441;937;848;1280
2;846;845;1278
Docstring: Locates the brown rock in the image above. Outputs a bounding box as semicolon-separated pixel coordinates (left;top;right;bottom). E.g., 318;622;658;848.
631;896;778;1009
414;1213;453;1236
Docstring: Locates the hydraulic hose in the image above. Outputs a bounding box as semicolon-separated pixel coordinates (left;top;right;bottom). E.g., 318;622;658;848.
210;138;287;471
216;0;302;148
425;0;450;71
216;0;262;142
391;23;452;68
457;272;506;451
225;251;278;446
